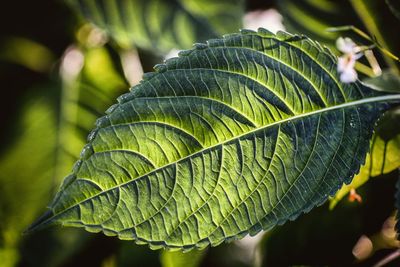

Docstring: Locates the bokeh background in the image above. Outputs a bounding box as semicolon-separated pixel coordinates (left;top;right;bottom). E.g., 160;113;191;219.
1;0;400;266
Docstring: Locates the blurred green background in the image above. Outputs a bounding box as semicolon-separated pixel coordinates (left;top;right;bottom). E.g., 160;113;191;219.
1;0;400;266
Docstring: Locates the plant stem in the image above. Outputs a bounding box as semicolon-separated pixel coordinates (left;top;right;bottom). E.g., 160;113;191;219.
349;0;399;73
327;25;400;63
373;249;400;267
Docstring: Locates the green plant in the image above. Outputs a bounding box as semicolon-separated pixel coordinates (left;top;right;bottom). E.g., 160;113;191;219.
28;29;400;251
2;0;400;266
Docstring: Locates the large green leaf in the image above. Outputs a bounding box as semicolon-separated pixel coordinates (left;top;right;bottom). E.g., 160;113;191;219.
66;0;244;53
30;29;400;250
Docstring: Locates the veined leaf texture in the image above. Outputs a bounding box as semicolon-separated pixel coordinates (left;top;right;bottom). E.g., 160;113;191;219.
30;29;400;250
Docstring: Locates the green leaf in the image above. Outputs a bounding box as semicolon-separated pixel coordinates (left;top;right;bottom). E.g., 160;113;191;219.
160;249;205;267
30;29;399;250
349;0;400;72
0;37;55;73
363;71;400;93
276;0;361;49
66;0;244;53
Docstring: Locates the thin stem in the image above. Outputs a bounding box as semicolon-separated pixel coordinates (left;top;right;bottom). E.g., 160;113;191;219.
373;249;400;267
349;0;399;72
327;25;400;63
327;25;373;42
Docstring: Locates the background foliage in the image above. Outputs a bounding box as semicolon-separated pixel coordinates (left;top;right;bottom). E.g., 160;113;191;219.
1;0;400;266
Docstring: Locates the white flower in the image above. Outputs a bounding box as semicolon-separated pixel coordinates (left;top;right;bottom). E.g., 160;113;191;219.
336;37;362;83
337;53;361;83
336;37;359;54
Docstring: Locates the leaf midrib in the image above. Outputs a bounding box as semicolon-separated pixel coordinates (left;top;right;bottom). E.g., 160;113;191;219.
50;93;399;222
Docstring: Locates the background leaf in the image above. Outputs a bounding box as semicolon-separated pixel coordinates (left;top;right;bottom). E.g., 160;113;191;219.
160;249;205;267
54;44;129;184
349;0;400;73
31;30;398;250
66;0;244;53
364;71;400;93
386;0;400;21
276;0;361;49
0;86;57;267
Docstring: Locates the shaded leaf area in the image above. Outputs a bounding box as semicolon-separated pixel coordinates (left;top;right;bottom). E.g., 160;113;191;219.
276;0;362;49
54;45;128;184
386;0;400;21
19;228;92;267
396;176;400;240
66;0;244;53
20;227;163;267
262;172;399;266
331;101;400;207
31;29;396;250
198;242;255;267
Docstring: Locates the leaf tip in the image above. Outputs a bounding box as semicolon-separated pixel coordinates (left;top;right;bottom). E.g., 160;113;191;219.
24;210;55;234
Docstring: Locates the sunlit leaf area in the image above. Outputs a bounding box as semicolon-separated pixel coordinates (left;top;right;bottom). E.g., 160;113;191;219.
1;1;400;266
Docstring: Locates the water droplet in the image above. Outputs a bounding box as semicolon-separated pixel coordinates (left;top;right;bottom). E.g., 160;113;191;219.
59;174;76;190
72;160;82;173
117;93;132;103
178;49;192;57
105;104;118;114
194;43;208;50
87;130;97;142
80;145;94;159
